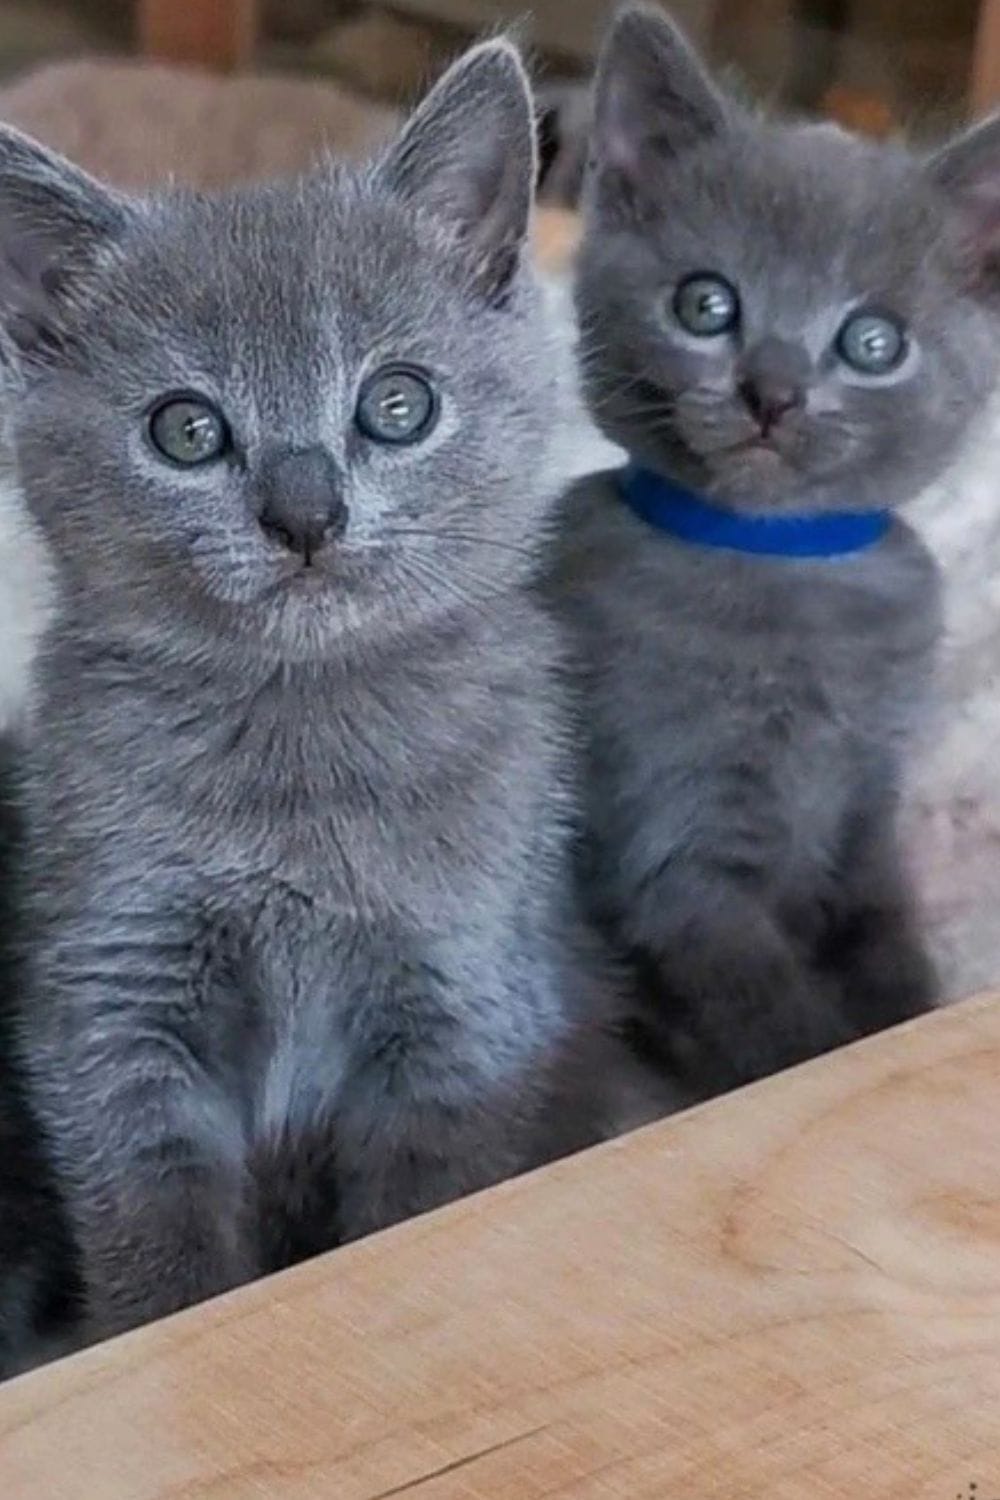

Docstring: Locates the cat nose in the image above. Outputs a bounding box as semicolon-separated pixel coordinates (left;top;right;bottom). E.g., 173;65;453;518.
739;338;808;436
258;446;348;560
739;377;802;436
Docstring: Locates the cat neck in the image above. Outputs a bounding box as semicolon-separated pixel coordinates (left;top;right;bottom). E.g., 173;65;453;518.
617;461;892;560
45;588;542;754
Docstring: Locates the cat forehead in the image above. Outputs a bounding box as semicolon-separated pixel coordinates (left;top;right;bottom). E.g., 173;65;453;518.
116;173;454;329
55;169;534;421
742;125;922;220
656;125;940;290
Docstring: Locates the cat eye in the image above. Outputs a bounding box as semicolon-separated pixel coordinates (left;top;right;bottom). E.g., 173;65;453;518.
673;273;740;337
836;310;906;376
148;395;230;466
355;364;438;446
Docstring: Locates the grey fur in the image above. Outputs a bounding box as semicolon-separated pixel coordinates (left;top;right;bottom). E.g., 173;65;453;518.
548;5;1000;1094
2;41;623;1345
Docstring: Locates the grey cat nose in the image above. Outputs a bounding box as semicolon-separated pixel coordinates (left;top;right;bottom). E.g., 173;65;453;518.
739;338;808;437
258;446;348;561
739;377;803;436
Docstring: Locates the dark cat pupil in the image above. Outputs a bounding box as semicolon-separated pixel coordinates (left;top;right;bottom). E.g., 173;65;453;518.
380;389;415;425
863;328;890;359
185;414;214;448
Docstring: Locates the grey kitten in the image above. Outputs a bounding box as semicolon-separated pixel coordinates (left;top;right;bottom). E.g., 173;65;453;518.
4;40;620;1344
548;5;1000;1095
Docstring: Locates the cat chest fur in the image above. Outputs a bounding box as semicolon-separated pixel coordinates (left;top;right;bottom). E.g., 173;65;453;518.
29;637;563;1166
560;475;941;904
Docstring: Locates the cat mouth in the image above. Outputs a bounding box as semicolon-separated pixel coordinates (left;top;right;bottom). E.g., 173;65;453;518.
270;540;385;595
708;437;793;474
728;435;787;458
283;557;343;592
702;437;802;500
258;550;340;599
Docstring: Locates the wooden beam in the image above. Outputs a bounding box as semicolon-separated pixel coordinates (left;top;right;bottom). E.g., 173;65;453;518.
4;992;1000;1496
972;0;1000;114
137;0;258;72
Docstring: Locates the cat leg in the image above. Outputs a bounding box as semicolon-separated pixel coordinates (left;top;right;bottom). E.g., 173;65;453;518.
821;811;937;1034
25;900;253;1342
332;961;559;1242
0;1095;76;1378
251;1121;343;1275
623;869;853;1096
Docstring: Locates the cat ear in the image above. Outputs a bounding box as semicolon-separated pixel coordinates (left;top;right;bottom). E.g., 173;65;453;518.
592;3;729;212
375;39;536;299
928;114;1000;291
0;126;132;359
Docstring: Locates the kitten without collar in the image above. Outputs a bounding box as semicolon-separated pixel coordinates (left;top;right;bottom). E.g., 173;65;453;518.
3;41;627;1345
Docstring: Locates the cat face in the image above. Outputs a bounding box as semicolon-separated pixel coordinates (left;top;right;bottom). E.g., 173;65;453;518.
579;5;1000;513
0;41;555;661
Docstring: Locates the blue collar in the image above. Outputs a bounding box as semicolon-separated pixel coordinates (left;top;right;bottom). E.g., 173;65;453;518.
617;463;891;559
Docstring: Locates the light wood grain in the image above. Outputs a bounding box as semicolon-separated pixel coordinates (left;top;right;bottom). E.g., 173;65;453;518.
4;995;1000;1498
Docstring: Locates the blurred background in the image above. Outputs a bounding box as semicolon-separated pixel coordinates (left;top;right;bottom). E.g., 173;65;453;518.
0;1;992;134
0;0;995;252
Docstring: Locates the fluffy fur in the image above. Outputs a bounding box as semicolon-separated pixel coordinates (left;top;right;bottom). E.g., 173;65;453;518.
0;41;628;1350
547;5;1000;1095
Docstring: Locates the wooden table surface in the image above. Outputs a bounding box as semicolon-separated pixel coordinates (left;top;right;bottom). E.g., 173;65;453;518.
3;994;1000;1498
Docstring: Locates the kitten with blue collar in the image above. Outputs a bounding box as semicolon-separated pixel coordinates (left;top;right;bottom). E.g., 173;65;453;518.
549;4;1000;1095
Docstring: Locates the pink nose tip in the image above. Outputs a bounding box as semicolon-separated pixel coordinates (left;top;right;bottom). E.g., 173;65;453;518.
739;378;803;436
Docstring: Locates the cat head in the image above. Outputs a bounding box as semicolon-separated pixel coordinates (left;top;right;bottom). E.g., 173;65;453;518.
0;40;554;662
579;3;1000;513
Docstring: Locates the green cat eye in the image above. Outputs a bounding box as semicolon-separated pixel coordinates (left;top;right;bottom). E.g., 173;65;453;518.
673;273;740;337
356;365;438;446
836;310;906;376
148;395;230;466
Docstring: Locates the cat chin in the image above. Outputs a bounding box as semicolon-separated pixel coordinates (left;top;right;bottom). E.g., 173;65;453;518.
183;545;451;664
701;444;863;512
192;549;355;610
221;583;410;665
700;448;802;508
